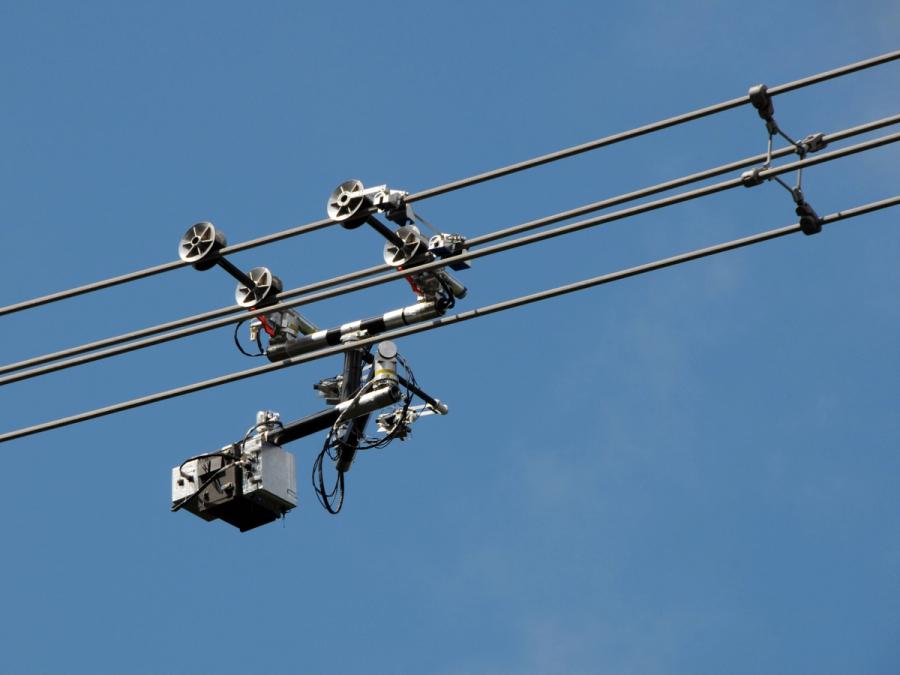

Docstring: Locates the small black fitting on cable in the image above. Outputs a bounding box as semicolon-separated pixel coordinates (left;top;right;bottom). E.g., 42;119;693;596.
791;189;823;236
748;84;777;134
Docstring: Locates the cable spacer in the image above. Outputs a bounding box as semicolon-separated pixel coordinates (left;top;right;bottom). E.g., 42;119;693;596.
741;167;764;187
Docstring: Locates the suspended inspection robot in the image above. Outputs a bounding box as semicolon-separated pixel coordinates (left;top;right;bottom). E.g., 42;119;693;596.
170;180;468;531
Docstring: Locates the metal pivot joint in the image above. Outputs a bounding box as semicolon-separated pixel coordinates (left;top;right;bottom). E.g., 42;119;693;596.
742;84;825;236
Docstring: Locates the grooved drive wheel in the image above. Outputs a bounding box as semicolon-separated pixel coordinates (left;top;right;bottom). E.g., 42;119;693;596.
327;179;368;229
178;221;226;270
235;267;283;308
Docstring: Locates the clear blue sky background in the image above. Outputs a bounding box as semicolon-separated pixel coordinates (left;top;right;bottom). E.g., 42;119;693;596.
0;2;897;674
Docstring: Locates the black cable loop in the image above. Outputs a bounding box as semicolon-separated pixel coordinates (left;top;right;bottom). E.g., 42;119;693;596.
233;319;266;358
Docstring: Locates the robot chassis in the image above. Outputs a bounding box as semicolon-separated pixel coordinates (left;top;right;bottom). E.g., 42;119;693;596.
171;180;467;531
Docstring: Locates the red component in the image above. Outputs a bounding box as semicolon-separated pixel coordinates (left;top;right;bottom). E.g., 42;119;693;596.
398;265;423;296
251;309;277;337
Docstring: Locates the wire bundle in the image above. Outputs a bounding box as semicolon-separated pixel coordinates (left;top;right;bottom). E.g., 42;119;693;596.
313;355;419;514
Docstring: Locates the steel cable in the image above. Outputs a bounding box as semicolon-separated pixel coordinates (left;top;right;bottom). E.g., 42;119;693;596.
1;193;897;443
1;128;897;386
5;113;896;379
2;49;897;317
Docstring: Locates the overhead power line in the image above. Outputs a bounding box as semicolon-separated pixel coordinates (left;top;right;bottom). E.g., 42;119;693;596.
405;50;900;201
2;49;897;318
6;113;895;381
1;127;897;386
1;193;896;444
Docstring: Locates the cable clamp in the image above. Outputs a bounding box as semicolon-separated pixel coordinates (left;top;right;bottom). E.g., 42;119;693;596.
792;191;822;236
340;330;369;344
427;232;471;270
748;84;775;121
799;132;827;154
741;167;764;187
327;180;411;229
365;185;413;226
748;84;778;134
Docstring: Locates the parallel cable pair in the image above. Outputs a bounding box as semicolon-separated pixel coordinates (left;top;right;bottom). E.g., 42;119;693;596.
2;193;897;444
2;49;898;317
5;113;897;381
1;125;898;386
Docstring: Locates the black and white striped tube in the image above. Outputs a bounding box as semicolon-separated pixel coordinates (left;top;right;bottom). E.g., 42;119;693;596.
265;301;442;362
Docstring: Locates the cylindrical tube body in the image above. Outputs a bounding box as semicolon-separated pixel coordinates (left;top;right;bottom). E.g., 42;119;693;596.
372;341;399;385
266;302;442;362
266;386;399;447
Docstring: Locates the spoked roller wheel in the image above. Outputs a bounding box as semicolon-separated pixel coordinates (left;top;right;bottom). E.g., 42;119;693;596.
178;221;227;270
383;225;428;267
235;267;283;308
327;179;369;229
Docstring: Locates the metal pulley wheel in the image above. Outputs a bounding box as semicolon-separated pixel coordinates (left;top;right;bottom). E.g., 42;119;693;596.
383;225;429;267
178;221;226;270
327;179;369;229
235;267;283;308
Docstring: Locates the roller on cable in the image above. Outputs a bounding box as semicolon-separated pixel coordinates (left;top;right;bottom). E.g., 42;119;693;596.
327;179;470;304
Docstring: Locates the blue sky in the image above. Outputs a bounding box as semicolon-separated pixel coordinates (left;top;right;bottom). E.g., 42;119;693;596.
0;2;898;674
